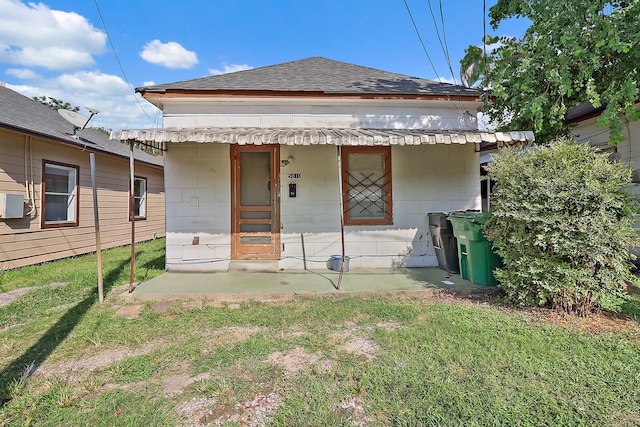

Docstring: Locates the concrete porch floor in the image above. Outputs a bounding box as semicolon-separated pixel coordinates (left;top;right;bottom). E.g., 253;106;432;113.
122;267;493;302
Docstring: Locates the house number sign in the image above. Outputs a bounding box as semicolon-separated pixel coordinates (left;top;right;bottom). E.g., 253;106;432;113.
288;173;301;179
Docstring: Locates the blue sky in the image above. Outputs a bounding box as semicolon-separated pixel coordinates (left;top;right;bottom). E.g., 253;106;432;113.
0;0;525;131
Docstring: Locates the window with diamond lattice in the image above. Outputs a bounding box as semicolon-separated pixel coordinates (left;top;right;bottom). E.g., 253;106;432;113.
342;146;392;225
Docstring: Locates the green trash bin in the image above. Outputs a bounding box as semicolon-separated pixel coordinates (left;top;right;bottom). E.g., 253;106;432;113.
448;212;502;286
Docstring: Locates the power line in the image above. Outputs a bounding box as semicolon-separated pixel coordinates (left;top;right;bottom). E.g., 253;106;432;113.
439;1;455;81
402;0;440;81
402;0;471;119
483;0;488;76
93;0;153;122
427;0;457;85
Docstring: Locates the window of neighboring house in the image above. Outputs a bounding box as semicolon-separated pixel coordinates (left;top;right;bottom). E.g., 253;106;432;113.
42;161;79;228
341;146;392;225
131;176;147;220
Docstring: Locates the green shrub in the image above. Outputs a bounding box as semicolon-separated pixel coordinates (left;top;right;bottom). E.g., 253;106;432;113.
484;138;639;315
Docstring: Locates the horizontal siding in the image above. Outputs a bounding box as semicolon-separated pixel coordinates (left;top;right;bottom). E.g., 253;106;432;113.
0;129;165;270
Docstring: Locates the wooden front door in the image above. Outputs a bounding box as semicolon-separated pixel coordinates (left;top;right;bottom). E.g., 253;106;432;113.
231;145;280;259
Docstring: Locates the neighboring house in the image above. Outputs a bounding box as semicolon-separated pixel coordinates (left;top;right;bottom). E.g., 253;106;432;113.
567;103;640;259
567;103;640;195
111;57;532;272
0;85;165;270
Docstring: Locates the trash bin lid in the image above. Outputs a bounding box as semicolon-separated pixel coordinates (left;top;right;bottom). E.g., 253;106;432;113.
428;212;449;227
448;212;486;222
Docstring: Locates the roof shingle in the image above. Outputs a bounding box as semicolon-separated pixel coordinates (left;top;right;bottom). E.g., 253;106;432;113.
138;57;484;97
0;85;163;168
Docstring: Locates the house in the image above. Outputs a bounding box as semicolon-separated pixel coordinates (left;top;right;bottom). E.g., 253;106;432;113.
111;57;533;272
0;85;165;270
567;103;640;194
567;103;640;260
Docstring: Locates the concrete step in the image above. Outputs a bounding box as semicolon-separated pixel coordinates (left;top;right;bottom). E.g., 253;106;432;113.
227;260;280;273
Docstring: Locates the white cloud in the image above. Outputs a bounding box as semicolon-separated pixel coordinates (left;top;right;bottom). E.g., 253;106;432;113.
6;67;40;79
0;2;157;130
209;63;253;75
8;70;159;131
0;0;106;70
140;39;198;69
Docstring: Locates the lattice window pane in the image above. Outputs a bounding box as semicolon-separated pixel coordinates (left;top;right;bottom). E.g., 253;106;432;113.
344;150;391;222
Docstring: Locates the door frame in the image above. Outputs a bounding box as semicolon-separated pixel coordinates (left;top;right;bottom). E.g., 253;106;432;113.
230;144;280;260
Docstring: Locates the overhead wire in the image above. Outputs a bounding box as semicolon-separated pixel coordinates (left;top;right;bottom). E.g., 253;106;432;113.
429;0;469;114
483;0;487;73
427;0;456;84
93;0;154;122
439;1;456;80
402;0;440;81
402;0;469;118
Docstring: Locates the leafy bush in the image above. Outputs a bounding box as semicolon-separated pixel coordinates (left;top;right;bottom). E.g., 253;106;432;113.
484;138;639;315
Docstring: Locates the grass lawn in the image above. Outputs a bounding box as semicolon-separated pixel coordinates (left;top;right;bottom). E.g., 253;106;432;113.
1;238;639;426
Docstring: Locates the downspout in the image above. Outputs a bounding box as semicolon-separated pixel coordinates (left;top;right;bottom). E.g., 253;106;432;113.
24;135;36;216
30;139;35;215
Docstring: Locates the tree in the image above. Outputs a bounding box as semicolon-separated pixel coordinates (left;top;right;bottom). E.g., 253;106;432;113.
34;96;112;136
462;0;640;143
33;95;80;112
484;138;638;315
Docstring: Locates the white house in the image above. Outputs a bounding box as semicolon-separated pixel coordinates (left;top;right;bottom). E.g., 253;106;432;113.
568;103;640;262
112;57;533;272
568;103;640;194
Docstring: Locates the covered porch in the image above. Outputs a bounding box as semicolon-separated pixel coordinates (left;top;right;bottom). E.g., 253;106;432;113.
111;127;533;272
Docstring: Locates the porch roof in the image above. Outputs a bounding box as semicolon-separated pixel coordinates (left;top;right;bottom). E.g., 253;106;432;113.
111;127;534;147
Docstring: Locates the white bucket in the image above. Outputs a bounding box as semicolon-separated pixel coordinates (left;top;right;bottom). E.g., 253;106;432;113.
326;255;349;272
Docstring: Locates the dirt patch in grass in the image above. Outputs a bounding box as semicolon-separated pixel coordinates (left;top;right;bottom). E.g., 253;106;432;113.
331;327;380;361
376;321;403;332
162;370;211;396
343;336;380;361
176;390;283;427
201;326;264;351
33;339;166;377
114;304;145;319
266;346;329;376
526;307;640;336
0;287;37;307
339;395;378;427
0;282;68;308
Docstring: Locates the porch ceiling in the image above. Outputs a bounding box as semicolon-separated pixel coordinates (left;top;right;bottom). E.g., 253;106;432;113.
110;127;534;147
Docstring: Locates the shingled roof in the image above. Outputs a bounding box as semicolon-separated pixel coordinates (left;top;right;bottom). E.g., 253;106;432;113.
0;85;163;168
138;57;484;97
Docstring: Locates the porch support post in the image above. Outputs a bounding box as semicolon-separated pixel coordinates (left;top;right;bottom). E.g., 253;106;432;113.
129;141;136;293
337;145;346;290
90;153;104;303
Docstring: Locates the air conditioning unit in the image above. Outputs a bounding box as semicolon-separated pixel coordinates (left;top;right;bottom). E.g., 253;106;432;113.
0;194;24;219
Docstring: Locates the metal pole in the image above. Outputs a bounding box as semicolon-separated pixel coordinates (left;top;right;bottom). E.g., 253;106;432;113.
129;142;135;293
486;175;491;211
336;146;346;290
90;153;104;303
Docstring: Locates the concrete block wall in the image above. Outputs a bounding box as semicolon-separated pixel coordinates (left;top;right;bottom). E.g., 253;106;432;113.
279;143;480;269
165;143;231;271
164;142;480;271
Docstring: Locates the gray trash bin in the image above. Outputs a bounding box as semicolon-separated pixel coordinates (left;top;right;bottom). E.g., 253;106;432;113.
428;212;460;274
